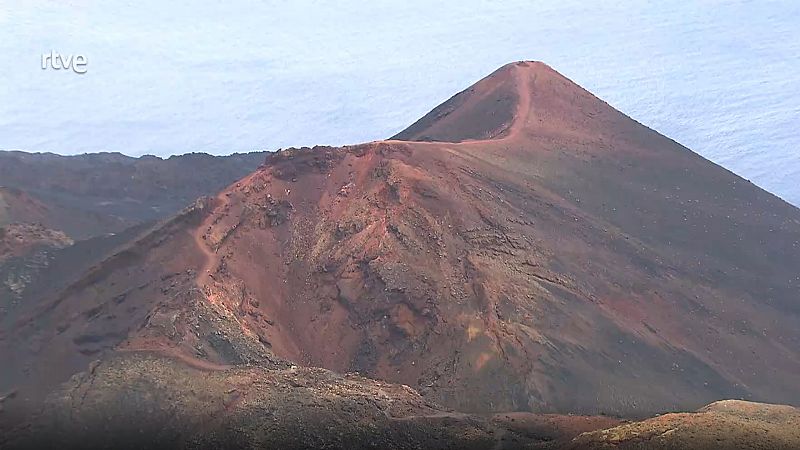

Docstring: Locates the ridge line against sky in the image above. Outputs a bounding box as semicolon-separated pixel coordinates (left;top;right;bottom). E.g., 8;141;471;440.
1;1;798;205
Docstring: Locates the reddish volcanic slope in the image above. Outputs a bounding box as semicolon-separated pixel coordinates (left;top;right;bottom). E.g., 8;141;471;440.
184;62;800;415
2;62;800;435
391;63;521;142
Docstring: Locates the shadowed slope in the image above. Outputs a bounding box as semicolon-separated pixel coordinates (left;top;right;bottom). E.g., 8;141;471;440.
391;62;523;142
0;151;266;239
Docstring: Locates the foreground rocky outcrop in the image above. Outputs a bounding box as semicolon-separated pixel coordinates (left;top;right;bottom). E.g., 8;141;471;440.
4;352;621;450
569;400;800;450
4;355;798;449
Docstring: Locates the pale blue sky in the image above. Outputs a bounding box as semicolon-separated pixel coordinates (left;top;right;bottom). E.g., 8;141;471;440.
1;1;798;205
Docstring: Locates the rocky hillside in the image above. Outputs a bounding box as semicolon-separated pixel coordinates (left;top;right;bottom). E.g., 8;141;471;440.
0;151;266;240
1;62;799;448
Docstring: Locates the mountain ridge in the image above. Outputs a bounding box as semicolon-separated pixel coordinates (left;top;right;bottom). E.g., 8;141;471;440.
0;150;267;239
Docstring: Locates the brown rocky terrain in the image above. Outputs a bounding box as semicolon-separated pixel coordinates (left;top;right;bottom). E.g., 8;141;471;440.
0;223;74;305
4;352;625;450
569;400;800;449
1;61;799;448
0;223;73;264
0;151;266;240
